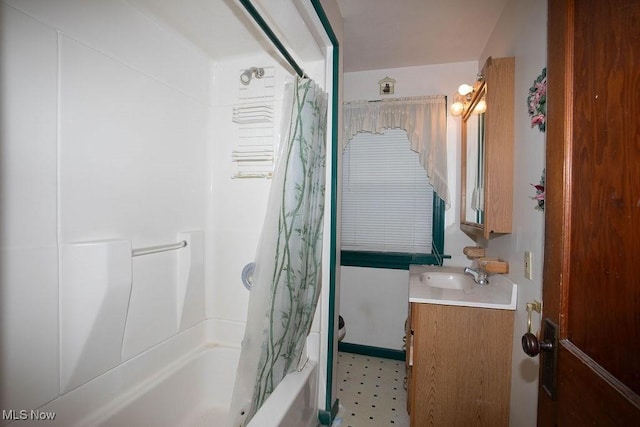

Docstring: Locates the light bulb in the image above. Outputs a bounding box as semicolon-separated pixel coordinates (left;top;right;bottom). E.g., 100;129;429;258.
458;83;473;96
474;99;487;114
450;102;464;116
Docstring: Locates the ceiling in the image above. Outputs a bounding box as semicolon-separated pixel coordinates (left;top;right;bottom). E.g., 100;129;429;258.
129;0;272;59
128;0;324;65
129;0;509;74
336;0;509;72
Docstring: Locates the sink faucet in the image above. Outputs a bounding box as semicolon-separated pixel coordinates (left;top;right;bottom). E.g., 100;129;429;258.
464;266;489;285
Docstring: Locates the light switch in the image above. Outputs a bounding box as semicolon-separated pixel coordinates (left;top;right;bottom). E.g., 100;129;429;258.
524;251;533;280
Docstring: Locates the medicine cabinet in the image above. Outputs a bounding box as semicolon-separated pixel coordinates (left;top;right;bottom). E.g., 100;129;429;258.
460;57;515;242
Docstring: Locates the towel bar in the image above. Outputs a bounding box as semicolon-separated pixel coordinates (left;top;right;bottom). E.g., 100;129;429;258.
132;240;187;257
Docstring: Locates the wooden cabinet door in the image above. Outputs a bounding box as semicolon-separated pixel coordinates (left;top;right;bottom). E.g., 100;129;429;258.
541;0;640;424
410;303;513;426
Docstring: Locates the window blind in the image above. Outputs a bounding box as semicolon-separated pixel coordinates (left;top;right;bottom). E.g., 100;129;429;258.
341;129;434;253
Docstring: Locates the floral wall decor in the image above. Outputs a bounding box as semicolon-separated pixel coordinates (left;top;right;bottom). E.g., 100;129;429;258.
531;169;545;211
527;67;547;132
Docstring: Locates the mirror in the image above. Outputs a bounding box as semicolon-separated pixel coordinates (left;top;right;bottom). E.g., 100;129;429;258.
461;82;487;229
458;56;515;242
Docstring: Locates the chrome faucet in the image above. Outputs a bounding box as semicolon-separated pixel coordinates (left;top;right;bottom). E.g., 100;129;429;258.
464;266;489;285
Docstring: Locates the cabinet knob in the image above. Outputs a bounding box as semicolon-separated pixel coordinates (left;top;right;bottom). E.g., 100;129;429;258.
521;332;553;357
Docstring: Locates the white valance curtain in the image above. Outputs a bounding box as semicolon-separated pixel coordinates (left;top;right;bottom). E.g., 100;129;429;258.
343;95;449;207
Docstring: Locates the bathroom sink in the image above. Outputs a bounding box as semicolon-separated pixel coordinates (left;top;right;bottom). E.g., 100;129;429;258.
416;271;475;290
409;265;517;310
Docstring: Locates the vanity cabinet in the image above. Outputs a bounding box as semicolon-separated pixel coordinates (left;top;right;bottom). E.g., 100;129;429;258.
460;57;515;242
406;302;514;426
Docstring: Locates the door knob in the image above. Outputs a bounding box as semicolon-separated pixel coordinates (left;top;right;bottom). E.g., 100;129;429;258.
521;332;553;357
521;300;547;357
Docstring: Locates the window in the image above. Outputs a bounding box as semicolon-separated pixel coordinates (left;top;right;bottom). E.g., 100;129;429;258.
341;129;446;269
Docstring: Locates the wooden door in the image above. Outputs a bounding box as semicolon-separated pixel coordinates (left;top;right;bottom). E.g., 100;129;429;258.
540;0;640;424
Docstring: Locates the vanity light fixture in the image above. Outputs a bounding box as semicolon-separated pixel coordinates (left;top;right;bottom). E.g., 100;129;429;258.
450;74;485;116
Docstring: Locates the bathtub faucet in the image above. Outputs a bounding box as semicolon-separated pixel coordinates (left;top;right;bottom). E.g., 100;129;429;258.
464;266;488;285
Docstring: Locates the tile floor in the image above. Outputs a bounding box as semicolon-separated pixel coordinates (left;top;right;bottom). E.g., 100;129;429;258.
333;352;409;427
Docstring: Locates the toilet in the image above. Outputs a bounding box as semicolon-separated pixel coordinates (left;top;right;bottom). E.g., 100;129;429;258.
337;315;346;342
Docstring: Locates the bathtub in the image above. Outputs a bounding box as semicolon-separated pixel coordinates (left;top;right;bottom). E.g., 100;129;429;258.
90;346;317;427
28;324;319;427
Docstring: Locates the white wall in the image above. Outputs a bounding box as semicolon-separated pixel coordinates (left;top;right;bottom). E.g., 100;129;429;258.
478;1;547;425
340;62;477;350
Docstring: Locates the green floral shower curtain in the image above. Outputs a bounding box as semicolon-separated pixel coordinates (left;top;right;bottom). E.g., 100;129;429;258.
228;76;327;427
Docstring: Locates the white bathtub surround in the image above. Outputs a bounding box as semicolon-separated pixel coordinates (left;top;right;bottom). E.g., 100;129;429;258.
176;231;205;331
59;240;132;393
1;0;342;423
229;77;328;426
58;231;204;394
0;2;60;412
56;14;210;365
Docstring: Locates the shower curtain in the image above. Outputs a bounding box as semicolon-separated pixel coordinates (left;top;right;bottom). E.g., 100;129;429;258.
229;76;327;427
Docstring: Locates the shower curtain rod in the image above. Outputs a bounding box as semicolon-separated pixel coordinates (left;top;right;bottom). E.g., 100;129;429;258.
238;0;308;79
132;240;187;257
